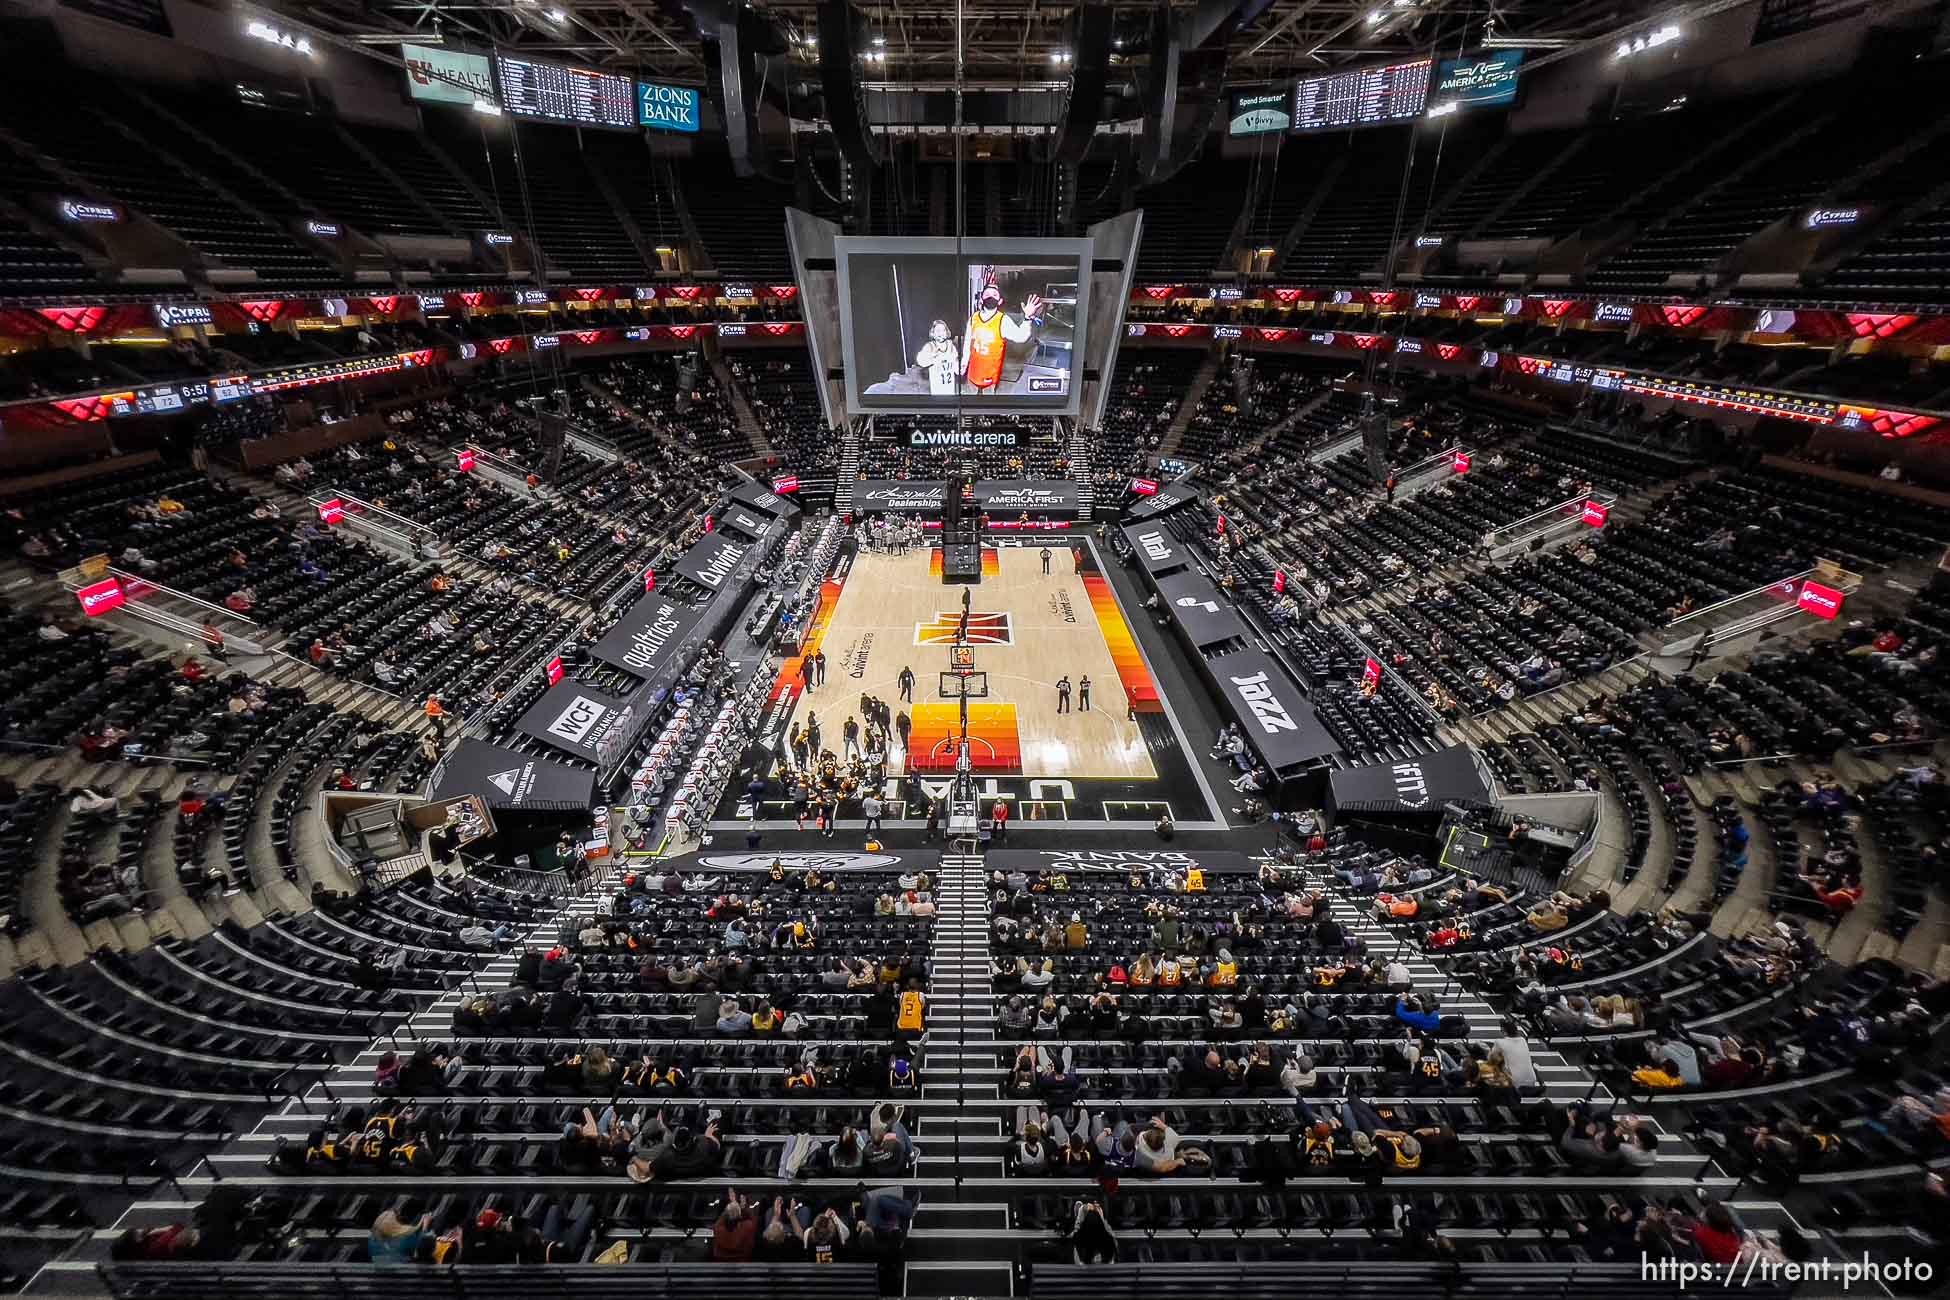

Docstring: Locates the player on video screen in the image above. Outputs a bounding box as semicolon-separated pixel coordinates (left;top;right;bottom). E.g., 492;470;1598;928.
961;278;1044;395
916;319;959;396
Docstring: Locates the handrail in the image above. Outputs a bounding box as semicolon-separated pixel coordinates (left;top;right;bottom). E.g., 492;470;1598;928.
1662;559;1862;634
1661;566;1817;629
1708;733;1936;769
1470;649;1649;721
1481;488;1617;550
307;490;427;548
267;646;406;704
1333;615;1446;729
1397;440;1465;479
97;568;259;625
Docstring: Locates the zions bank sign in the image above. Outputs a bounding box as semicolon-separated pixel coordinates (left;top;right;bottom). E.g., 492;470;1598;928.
637;81;700;133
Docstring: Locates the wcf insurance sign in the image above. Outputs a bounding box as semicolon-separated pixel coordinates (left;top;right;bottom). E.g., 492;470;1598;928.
638;81;700;132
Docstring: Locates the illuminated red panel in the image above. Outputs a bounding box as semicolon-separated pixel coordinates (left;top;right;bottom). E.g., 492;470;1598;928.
52;395;120;422
761;322;796;335
1661;305;1707;328
486;337;517;354
572;287;606;301
38;306;107;333
669;325;696;339
668;285;703;300
1836;405;1941;439
1271;288;1307;304
365;296;399;315
1141;285;1176;299
1542;299;1574;318
1257;327;1288;342
1453;296;1480;312
1351;334;1381;349
767;285;799;300
240;300;287;323
1370;292;1400;309
1162;324;1193;338
1845;313;1918;340
457;292;485;308
1436;343;1462;361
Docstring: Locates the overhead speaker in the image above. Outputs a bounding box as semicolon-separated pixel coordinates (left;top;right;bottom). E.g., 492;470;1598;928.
816;0;882;176
1053;4;1114;166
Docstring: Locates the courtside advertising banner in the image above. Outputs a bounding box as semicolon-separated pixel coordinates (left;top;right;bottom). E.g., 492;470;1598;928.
1121;522;1193;577
588;596;707;677
853;481;950;514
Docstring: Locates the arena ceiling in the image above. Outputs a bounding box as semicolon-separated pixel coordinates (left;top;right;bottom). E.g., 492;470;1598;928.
286;0;1697;84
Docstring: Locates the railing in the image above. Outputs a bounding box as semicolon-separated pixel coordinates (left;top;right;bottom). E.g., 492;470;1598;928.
307;490;434;557
1332;617;1446;731
1398;441;1465;481
1481;488;1616;556
105;567;259;626
1655;561;1863;655
462;852;602;899
565;428;621;463
1708;733;1936;769
1469;650;1648;721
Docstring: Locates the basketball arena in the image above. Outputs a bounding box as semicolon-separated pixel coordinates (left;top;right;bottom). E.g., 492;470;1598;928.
2;1;1949;1297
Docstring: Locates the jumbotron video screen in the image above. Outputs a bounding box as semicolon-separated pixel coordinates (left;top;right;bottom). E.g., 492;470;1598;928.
834;236;1091;416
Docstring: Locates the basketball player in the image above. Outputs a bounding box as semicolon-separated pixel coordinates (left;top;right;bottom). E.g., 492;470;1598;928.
961;281;1044;395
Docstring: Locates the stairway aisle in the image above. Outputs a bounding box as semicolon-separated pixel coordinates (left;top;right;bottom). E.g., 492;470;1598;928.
906;852;1014;1297
1066;423;1094;523
835;423;863;514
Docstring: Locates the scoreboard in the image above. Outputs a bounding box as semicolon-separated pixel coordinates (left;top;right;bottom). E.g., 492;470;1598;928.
494;54;635;130
1292;58;1432;132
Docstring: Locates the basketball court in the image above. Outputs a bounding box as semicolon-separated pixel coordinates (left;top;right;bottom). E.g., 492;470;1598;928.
804;543;1156;779
729;537;1219;824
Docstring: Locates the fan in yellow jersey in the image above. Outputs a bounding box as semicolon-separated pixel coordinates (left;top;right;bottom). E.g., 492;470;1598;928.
961;280;1044;393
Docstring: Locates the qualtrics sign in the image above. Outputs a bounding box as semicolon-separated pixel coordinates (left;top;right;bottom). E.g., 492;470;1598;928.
1797;581;1845;621
1581;500;1609;528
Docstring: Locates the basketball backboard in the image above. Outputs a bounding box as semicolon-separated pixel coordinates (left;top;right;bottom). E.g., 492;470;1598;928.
939;670;989;698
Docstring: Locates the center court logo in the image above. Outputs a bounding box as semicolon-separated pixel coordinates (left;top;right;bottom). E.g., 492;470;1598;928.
916;612;1013;646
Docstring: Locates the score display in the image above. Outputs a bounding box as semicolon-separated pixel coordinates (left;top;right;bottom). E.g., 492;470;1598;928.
494;54;635;129
1291;58;1431;132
